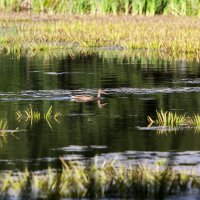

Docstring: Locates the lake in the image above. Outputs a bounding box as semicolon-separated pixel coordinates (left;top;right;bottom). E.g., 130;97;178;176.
0;50;200;174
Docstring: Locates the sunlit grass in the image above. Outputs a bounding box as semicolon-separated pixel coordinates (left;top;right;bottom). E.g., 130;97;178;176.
148;110;200;128
0;14;199;59
16;105;61;128
0;157;199;199
148;110;188;127
0;159;200;198
0;0;200;16
0;119;19;145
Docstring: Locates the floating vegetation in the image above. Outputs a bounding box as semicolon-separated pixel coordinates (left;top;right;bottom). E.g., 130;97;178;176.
148;110;200;128
0;157;199;199
16;105;61;128
0;14;199;59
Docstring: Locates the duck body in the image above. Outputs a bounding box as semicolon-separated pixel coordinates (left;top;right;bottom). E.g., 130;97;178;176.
71;89;105;102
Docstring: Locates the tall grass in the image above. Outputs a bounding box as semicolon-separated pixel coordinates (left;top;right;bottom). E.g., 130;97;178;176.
0;158;199;199
0;0;199;16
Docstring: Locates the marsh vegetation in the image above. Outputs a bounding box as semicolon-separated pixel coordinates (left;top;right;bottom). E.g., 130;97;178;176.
0;158;199;199
0;1;199;199
0;14;199;59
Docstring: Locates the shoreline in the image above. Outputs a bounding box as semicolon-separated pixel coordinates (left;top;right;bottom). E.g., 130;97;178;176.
0;12;199;59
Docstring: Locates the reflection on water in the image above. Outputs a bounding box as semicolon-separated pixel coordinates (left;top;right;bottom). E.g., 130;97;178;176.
0;50;200;173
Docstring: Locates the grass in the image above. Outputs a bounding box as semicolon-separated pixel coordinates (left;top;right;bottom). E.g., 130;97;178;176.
148;110;188;127
0;0;200;16
148;110;200;128
16;105;61;128
0;157;199;199
0;119;19;145
0;14;199;59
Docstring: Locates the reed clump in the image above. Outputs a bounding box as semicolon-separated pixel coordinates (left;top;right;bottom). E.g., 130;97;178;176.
0;158;199;199
0;120;18;137
148;110;200;127
0;119;19;145
16;105;61;127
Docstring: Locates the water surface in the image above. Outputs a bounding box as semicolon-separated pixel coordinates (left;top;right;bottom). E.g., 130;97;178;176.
0;51;200;172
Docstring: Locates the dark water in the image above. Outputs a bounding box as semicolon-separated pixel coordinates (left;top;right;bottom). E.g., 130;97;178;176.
0;50;200;172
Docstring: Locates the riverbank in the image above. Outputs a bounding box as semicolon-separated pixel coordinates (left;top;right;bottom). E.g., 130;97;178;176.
0;12;199;59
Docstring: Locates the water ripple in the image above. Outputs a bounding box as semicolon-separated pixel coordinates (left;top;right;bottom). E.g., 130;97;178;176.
1;87;200;101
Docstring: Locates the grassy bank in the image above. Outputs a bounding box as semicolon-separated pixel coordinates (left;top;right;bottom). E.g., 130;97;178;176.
0;13;199;59
0;0;200;16
0;158;199;199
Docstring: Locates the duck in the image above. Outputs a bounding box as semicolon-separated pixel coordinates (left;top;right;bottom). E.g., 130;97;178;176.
71;89;105;102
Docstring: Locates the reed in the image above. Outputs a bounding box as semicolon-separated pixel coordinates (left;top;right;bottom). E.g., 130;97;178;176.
0;119;19;146
148;110;188;127
0;158;199;199
0;0;200;16
16;105;61;127
0;120;8;136
148;110;200;128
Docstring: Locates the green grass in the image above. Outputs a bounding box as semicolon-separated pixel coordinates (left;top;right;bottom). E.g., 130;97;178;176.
0;119;19;145
0;157;199;199
148;110;188;127
148;110;200;128
0;0;200;16
0;14;199;58
16;105;61;128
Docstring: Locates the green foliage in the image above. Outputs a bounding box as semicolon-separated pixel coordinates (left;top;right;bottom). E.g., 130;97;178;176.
0;119;19;145
0;0;200;16
0;158;199;198
0;15;199;58
148;110;200;128
16;105;61;128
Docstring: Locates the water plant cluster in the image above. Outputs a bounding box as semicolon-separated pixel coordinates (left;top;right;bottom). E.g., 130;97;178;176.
16;105;61;128
0;0;200;16
148;110;200;127
0;120;18;137
0;14;199;58
0;157;199;199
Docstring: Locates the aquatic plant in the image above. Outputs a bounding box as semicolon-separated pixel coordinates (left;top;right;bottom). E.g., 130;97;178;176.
0;120;8;136
0;120;18;137
148;110;200;129
148;110;188;127
16;105;61;128
0;157;199;199
0;119;19;145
